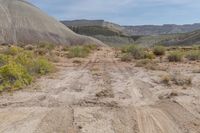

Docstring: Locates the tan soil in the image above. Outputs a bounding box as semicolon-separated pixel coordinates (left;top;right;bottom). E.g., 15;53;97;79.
0;47;200;133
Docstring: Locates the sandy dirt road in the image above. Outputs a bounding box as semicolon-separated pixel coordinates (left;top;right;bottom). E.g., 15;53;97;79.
0;47;200;133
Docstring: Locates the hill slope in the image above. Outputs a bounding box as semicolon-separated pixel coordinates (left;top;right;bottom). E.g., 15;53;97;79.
0;0;103;45
161;30;200;46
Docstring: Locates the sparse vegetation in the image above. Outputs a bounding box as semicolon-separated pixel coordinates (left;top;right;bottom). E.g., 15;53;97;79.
67;45;97;58
161;74;171;85
120;53;132;62
0;45;54;92
161;73;192;86
135;59;161;70
153;45;166;56
144;52;156;59
186;50;200;61
168;51;183;62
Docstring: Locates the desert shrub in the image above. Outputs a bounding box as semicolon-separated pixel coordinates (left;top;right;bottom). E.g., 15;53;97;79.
24;44;35;50
68;46;90;58
0;62;32;91
172;73;192;86
186;50;200;61
37;42;55;51
121;45;145;59
129;46;145;59
0;46;54;92
153;45;166;56
62;46;69;51
2;46;23;56
120;53;132;62
135;59;152;67
144;52;156;59
135;59;165;70
161;73;192;86
34;48;48;56
0;54;10;67
33;58;54;75
161;74;171;85
121;45;130;53
168;51;183;62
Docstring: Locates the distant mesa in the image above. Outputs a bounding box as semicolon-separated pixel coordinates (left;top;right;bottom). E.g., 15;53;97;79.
0;0;104;46
61;20;200;46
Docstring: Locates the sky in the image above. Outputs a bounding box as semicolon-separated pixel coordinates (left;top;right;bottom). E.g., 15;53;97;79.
28;0;200;26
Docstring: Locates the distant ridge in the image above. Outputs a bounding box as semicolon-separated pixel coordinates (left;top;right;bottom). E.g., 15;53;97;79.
61;19;200;46
61;20;200;36
124;23;200;35
61;20;134;46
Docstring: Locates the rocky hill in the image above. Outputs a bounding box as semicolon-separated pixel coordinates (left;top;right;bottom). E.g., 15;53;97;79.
0;0;103;46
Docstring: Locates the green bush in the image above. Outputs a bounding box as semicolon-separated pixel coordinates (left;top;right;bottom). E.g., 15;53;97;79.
68;46;90;58
153;45;166;56
0;54;10;67
0;46;54;92
33;58;54;75
168;51;183;62
186;50;200;61
0;62;32;91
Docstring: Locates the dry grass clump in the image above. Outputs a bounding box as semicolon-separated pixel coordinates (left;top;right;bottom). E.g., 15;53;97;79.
185;50;200;61
161;73;192;86
161;74;171;85
135;59;164;70
120;53;132;62
67;45;97;58
168;51;184;62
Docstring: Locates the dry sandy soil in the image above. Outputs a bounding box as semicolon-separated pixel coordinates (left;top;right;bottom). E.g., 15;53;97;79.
0;47;200;133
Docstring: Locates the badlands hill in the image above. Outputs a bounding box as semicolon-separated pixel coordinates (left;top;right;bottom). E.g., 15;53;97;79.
0;0;103;45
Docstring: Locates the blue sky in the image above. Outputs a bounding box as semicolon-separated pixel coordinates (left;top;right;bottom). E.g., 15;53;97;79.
28;0;200;25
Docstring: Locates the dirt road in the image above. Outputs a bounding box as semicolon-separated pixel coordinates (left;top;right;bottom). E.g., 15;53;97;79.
0;47;200;133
